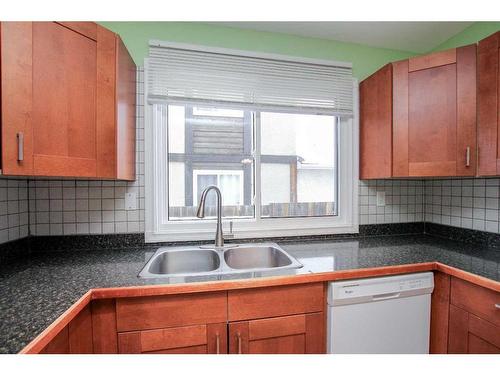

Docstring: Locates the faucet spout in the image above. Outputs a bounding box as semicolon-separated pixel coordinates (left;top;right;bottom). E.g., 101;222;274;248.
196;185;224;248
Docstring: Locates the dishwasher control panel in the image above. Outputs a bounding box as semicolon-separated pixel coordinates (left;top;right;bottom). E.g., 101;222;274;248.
328;272;434;306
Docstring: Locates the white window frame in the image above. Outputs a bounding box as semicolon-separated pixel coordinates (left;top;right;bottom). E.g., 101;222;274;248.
144;51;359;243
192;169;245;208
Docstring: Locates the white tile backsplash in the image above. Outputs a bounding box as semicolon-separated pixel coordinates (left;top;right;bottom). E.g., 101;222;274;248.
0;179;29;244
358;180;424;225
424;178;500;234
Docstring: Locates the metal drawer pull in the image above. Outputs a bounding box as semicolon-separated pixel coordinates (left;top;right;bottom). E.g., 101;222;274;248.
495;303;500;310
237;333;242;354
17;132;24;162
465;146;470;167
216;333;220;354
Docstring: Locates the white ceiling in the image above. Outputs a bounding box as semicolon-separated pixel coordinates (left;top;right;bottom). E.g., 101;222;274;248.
214;22;473;53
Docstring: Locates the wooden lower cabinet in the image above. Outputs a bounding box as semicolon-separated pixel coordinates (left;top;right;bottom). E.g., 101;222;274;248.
118;323;227;354
448;305;500;354
112;283;325;354
447;277;500;354
40;305;93;354
228;313;324;354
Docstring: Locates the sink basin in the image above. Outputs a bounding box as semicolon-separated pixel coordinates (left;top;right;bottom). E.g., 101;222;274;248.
224;245;295;270
141;248;220;277
138;242;302;278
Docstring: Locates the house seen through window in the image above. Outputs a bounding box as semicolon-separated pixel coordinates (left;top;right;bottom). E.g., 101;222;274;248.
166;104;338;221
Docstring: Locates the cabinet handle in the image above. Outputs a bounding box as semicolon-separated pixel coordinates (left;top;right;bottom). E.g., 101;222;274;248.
495;303;500;309
17;132;24;162
215;333;220;354
237;332;242;354
465;146;470;167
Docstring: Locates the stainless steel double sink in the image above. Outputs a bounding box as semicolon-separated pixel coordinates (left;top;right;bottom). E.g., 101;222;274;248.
138;242;303;278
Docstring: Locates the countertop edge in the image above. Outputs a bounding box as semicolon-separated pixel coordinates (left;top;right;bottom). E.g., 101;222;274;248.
19;260;500;354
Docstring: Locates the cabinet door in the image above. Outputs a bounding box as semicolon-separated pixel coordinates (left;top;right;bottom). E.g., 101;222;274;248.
448;305;500;354
228;313;324;354
477;32;500;176
32;22;98;177
393;45;476;177
39;305;93;354
359;64;393;179
1;22;34;175
118;323;227;354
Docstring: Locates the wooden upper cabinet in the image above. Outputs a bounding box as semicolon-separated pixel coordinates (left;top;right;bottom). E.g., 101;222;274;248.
477;31;500;176
394;45;477;177
359;64;393;179
359;45;477;178
32;22;98;177
0;21;136;180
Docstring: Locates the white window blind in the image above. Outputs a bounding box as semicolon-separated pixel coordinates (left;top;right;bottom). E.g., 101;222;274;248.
147;41;353;116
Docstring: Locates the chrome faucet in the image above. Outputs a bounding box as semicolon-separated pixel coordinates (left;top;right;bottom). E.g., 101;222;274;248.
196;185;224;248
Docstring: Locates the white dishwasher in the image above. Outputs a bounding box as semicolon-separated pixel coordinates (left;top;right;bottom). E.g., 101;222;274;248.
327;272;434;354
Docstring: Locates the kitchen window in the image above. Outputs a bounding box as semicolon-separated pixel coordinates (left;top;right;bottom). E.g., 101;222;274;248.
145;42;358;242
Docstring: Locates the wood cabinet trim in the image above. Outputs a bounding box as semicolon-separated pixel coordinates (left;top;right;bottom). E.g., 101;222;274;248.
392;59;409;177
91;299;118;354
430;272;450;354
55;22;97;41
477;31;500;176
115;34;136;181
68;304;93;353
96;24;117;178
448;304;469;353
408;48;457;72
456;44;477;176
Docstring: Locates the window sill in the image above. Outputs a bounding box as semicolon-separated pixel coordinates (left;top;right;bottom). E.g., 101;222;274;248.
145;224;359;243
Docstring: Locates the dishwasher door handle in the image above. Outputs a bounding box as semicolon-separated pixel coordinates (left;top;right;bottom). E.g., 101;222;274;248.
371;292;401;301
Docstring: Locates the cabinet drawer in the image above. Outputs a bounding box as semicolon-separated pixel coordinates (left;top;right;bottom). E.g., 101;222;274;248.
118;323;226;354
116;292;227;332
228;283;324;321
450;277;500;326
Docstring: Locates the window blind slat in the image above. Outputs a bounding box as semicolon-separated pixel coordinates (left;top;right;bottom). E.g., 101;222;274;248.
147;45;353;116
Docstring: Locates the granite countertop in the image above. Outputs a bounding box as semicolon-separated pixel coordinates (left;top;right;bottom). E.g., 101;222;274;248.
1;234;499;353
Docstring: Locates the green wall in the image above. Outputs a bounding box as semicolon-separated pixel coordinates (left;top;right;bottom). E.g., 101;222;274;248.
432;22;500;51
99;22;415;80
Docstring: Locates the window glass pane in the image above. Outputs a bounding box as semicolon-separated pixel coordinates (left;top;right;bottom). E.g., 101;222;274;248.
260;112;337;218
168;105;254;221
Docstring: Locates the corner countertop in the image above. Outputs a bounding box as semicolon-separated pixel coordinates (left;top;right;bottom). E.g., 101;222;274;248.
1;234;499;353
